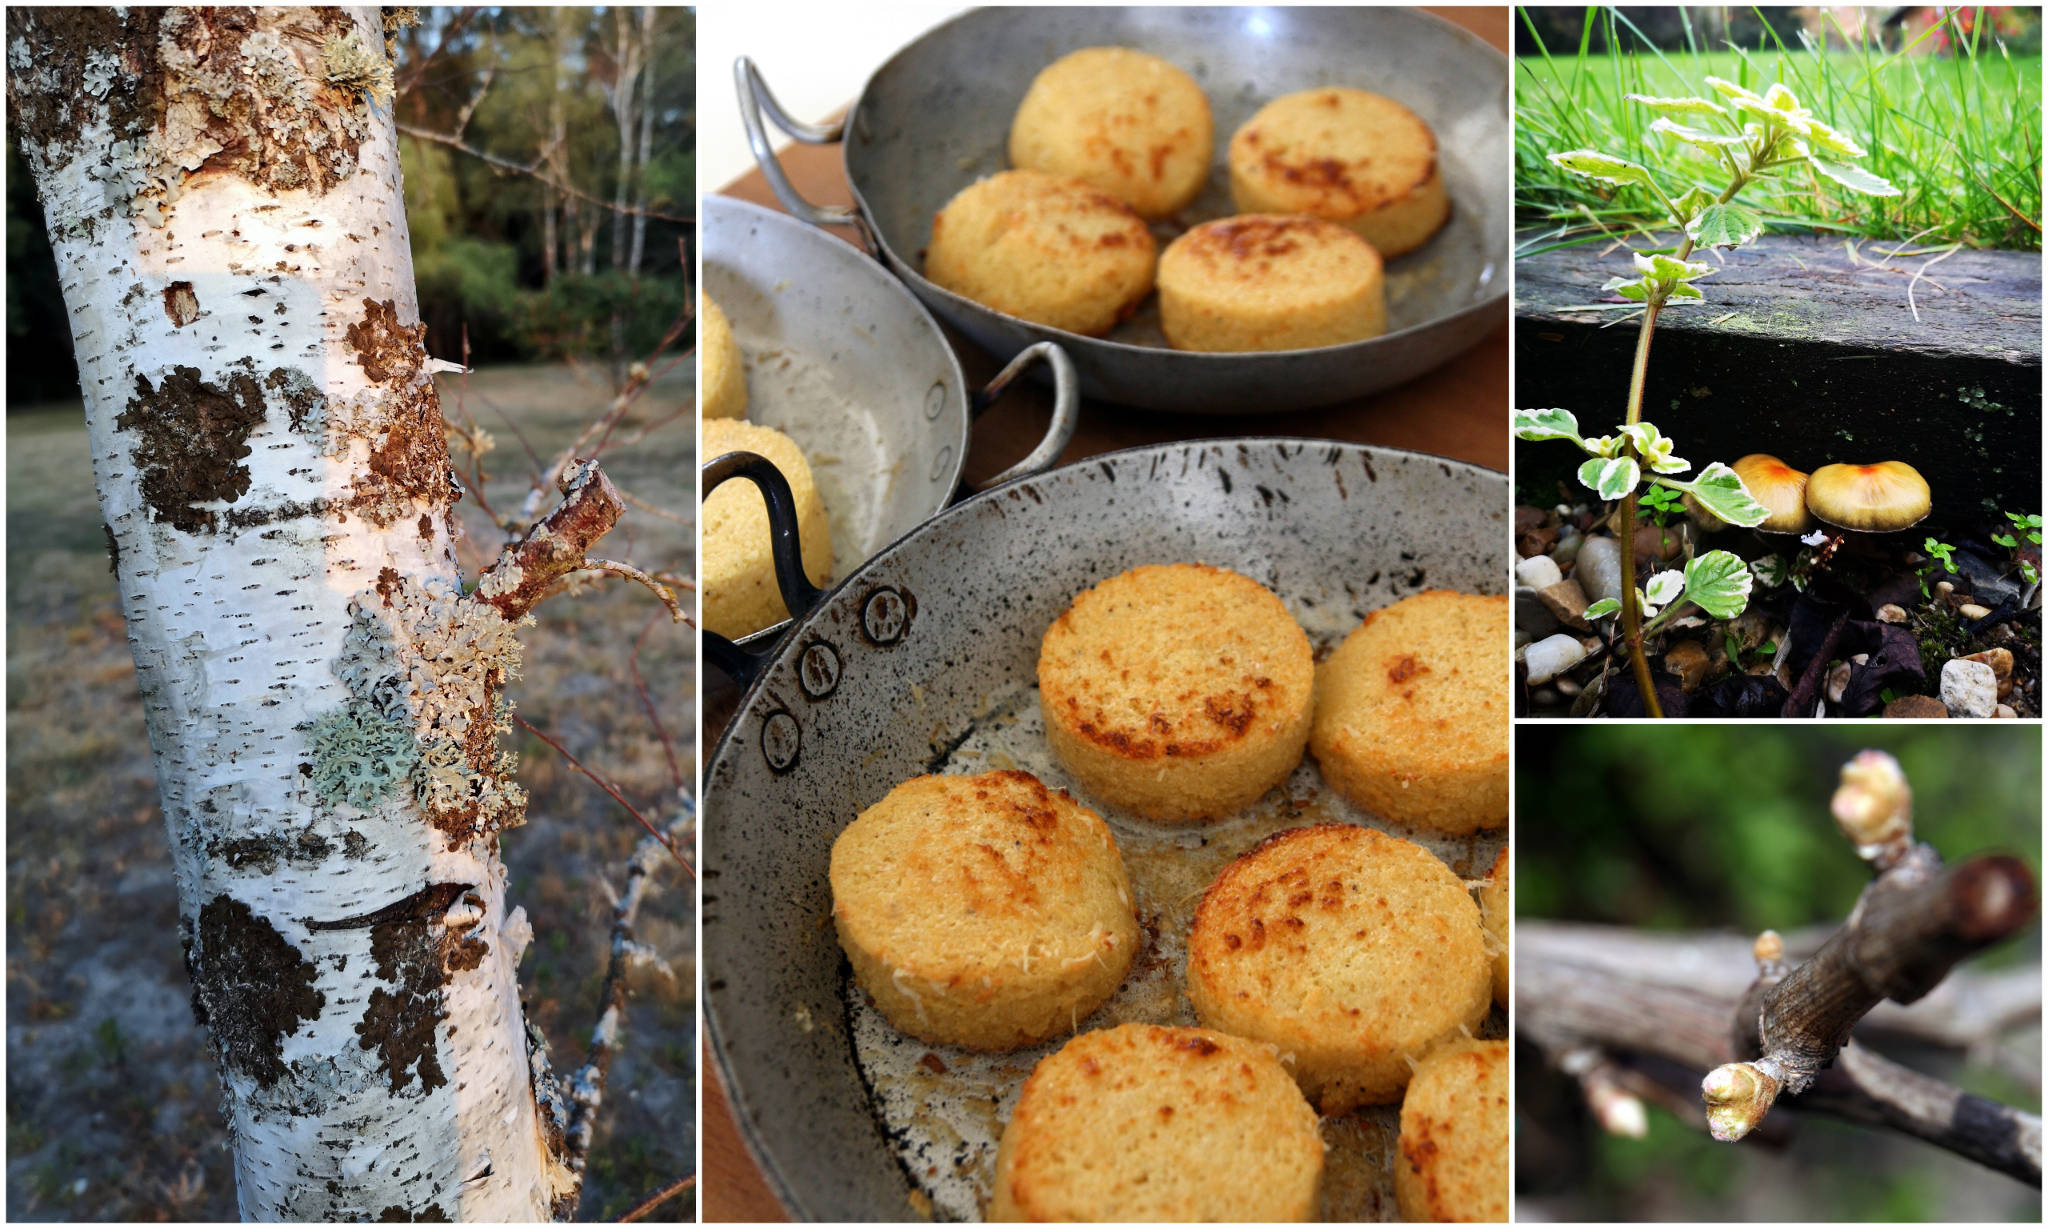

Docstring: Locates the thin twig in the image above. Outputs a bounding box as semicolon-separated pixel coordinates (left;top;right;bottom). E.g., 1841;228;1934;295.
396;121;695;225
616;1174;696;1223
580;557;685;624
513;714;691;877
629;611;684;793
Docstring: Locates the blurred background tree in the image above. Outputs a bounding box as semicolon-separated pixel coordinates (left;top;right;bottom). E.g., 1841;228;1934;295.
1518;724;2040;1221
6;5;695;406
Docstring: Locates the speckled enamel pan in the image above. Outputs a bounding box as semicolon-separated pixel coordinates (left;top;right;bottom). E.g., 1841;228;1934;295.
702;438;1507;1220
736;6;1507;411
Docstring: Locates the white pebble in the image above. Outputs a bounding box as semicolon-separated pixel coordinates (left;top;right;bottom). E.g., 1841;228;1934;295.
1515;555;1563;590
1940;658;1998;719
1524;633;1587;685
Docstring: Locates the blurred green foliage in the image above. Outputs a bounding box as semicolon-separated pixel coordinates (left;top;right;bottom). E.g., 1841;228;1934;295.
1519;724;2041;938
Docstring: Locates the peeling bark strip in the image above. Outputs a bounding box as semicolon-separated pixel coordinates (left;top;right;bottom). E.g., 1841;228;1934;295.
9;8;588;1218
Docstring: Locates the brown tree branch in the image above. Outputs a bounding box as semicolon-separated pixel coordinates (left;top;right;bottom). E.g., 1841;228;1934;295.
615;1173;695;1223
1521;750;2040;1186
472;460;625;621
395;121;694;225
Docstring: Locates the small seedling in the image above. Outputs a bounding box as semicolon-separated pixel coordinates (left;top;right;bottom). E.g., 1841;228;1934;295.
1516;76;1896;717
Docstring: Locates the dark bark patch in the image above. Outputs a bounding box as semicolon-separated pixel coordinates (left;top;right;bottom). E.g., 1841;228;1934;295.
352;892;489;1095
189;895;324;1088
417;513;435;543
163;281;200;327
103;522;119;573
4;8;165;153
120;362;268;532
376;1203;451;1222
208;830;333;874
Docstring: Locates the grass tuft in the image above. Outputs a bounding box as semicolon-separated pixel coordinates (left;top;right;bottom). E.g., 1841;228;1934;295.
1517;5;2042;251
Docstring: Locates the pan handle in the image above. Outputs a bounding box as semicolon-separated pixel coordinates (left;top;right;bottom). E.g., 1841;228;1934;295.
700;450;829;688
970;342;1081;490
734;56;866;234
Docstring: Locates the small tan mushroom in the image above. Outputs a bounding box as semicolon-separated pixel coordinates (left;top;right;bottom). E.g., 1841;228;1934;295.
1805;462;1931;532
1687;454;1810;535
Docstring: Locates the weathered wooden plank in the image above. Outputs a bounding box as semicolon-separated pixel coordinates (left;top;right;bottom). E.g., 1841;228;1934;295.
1516;232;2040;514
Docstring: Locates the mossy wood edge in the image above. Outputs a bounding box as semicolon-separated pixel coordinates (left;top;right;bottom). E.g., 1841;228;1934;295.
1516;231;2039;514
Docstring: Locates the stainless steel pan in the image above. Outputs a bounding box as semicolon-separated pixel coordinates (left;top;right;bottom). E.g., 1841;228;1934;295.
703;439;1508;1219
736;6;1508;412
703;195;1078;650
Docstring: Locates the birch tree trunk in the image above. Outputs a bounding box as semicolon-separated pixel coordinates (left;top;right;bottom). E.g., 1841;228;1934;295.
7;8;587;1219
604;5;644;274
627;6;657;278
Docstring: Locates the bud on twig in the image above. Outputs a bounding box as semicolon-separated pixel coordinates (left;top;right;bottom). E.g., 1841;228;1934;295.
1702;1061;1782;1142
1832;749;1913;864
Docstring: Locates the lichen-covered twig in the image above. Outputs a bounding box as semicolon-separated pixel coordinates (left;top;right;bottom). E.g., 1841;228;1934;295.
471;460;625;621
1702;751;2037;1146
563;801;695;1172
580;557;684;623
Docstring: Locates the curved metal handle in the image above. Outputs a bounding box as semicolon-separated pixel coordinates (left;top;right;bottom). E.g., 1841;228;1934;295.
700;450;828;688
972;342;1081;489
733;56;860;230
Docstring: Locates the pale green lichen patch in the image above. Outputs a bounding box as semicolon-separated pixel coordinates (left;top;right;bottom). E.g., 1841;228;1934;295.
334;572;530;840
320;29;393;106
305;700;418;809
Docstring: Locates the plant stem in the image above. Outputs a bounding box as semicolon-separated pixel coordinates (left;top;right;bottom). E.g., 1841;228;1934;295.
1613;170;1748;717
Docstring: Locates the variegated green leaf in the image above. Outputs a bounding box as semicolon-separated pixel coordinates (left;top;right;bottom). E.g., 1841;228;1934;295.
1578;456;1640;501
1666;281;1706;301
1650;116;1749;149
1684;550;1754;618
1548;149;1654;188
1671;461;1768;527
1687;202;1765;249
1511;407;1584;444
1633;251;1716;282
1584;598;1622;619
1666;185;1718;228
1603;275;1651;302
1762;82;1803;112
1751;553;1790;588
1704;75;1762;104
1620;423;1690;474
1644;570;1687;609
1811;158;1900;197
1625;94;1729;119
1801;117;1869;158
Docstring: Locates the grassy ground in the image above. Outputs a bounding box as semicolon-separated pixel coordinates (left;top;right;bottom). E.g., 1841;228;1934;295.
1517;7;2042;251
4;362;695;1221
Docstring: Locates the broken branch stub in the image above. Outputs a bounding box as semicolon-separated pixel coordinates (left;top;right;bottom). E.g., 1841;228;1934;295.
472;460;624;621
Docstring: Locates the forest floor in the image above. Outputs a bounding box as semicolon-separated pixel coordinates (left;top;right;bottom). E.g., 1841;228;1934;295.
4;361;696;1221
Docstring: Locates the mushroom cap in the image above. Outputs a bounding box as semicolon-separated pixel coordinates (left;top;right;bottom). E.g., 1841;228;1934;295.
1805;462;1931;532
1728;453;1812;535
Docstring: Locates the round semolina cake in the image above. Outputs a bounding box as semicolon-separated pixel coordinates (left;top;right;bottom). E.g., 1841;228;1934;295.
700;418;833;639
926;170;1157;336
1007;46;1214;221
1229;87;1450;258
1185;824;1491;1112
700;292;747;420
1038;563;1314;823
1156;214;1386;352
830;770;1140;1052
1310;590;1508;835
1479;846;1508;1009
988;1023;1324;1222
1395;1038;1508;1223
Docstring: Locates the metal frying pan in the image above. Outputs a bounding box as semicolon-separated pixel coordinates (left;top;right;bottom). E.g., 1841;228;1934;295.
735;6;1508;412
703;439;1508;1220
703;195;1078;649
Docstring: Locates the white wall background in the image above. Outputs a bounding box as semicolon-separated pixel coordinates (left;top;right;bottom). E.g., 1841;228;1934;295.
698;2;972;190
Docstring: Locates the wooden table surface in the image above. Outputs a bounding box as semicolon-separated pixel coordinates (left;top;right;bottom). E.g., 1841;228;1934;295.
701;8;1509;1219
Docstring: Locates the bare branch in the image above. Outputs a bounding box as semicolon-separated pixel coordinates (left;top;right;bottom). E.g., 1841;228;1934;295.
616;1173;696;1223
512;715;691;878
564;803;696;1171
580;558;683;623
395;121;694;224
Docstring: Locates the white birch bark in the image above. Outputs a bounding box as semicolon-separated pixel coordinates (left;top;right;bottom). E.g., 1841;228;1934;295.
627;6;657;277
7;8;582;1219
